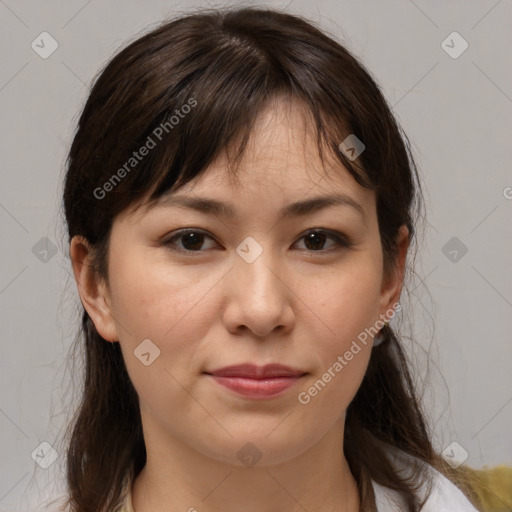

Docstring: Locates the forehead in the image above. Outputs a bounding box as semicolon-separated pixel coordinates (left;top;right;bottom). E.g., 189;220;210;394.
128;97;375;222
197;97;353;188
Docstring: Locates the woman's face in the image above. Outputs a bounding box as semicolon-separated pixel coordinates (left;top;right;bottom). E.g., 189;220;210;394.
73;98;407;468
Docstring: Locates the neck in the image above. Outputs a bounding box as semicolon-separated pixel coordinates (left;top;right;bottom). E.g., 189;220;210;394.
131;415;360;512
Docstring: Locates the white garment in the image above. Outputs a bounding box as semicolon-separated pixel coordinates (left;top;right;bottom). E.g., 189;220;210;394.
372;470;478;511
372;448;479;511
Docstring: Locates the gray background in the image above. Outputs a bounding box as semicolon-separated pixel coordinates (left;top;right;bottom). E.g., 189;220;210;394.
1;0;511;509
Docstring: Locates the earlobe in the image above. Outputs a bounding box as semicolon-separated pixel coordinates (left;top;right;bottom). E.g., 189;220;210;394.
379;225;410;316
69;235;119;342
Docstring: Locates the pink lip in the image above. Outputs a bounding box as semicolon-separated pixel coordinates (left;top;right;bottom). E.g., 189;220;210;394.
206;363;306;378
204;364;307;399
207;375;303;398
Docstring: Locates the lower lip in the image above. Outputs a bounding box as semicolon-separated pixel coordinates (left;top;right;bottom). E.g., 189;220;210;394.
206;374;303;399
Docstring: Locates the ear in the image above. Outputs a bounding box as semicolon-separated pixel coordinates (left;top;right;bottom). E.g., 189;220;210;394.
69;235;119;342
378;225;409;318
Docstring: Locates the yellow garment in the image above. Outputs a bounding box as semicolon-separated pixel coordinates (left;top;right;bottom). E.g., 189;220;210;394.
455;464;512;512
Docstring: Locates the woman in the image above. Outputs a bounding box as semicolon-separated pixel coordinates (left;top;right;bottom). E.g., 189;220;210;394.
58;6;481;511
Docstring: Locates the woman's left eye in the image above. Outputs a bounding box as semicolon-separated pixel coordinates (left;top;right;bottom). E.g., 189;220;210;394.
293;229;351;252
161;228;350;254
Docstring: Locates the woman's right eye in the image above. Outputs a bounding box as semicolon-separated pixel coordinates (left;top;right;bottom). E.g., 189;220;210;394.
162;229;219;254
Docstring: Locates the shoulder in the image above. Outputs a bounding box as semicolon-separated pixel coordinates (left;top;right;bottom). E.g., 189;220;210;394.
372;447;480;512
421;469;480;511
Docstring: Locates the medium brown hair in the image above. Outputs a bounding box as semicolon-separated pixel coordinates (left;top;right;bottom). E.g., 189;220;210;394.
60;6;479;511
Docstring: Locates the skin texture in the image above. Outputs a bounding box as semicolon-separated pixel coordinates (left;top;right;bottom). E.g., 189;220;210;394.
70;97;409;512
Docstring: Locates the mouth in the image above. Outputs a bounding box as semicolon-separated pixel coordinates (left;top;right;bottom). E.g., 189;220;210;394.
204;363;308;399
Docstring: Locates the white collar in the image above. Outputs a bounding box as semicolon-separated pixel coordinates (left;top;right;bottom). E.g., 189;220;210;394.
372;448;478;511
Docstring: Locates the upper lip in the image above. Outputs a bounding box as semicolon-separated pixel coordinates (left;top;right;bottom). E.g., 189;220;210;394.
205;363;307;379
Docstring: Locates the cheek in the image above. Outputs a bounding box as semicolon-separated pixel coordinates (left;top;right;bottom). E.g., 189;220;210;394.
300;257;381;406
108;246;224;386
114;277;211;419
318;257;383;348
108;244;212;340
105;254;185;390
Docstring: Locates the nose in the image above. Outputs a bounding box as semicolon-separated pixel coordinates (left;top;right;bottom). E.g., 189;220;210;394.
222;248;295;338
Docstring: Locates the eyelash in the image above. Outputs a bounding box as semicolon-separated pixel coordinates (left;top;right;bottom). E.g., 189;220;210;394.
161;228;352;255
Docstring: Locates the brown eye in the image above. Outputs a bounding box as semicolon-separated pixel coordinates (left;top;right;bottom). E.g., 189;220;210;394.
294;229;351;252
163;230;218;253
180;232;206;251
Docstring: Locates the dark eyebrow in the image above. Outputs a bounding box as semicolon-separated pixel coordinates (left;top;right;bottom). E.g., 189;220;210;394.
150;193;366;222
